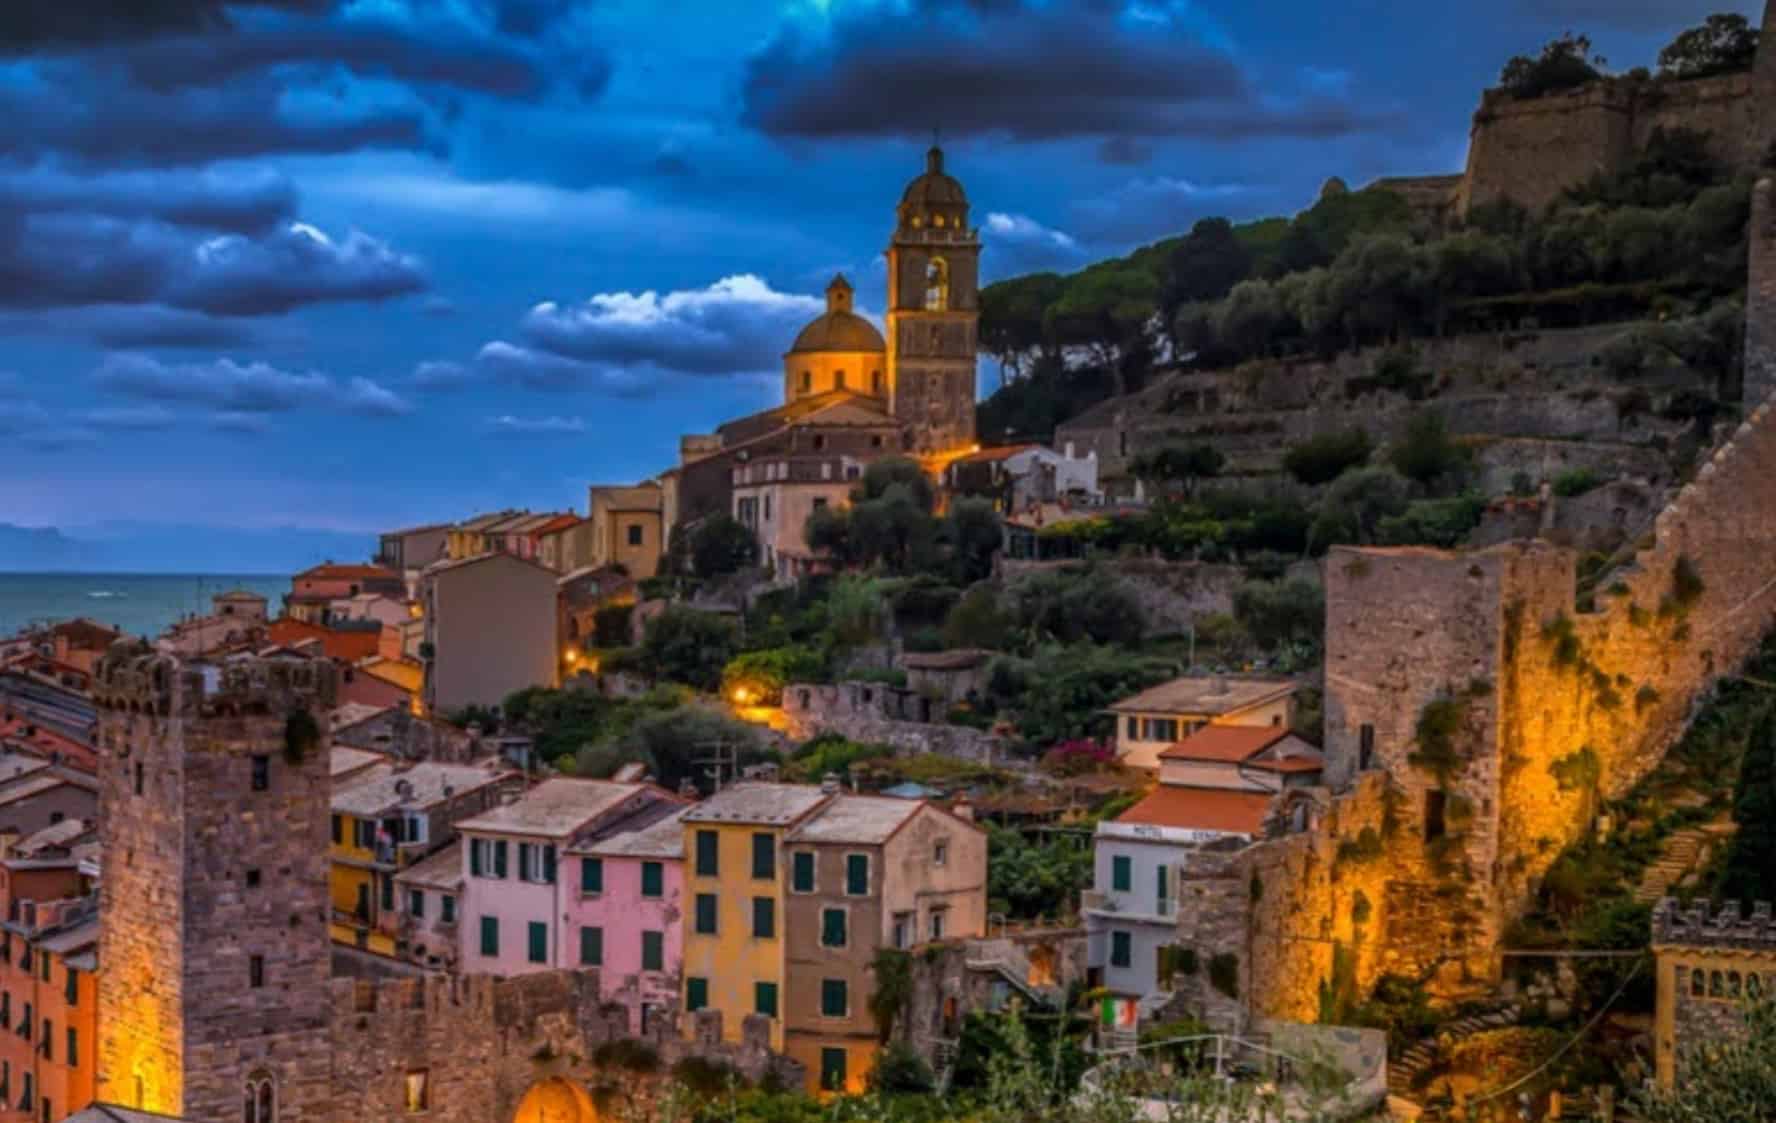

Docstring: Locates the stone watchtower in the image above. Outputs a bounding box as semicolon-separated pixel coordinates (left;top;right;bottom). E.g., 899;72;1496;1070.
885;146;981;454
93;646;337;1122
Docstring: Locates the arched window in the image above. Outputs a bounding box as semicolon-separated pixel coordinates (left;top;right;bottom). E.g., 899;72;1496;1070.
1692;967;1706;997
834;370;846;390
924;257;949;311
1711;970;1725;997
800;371;812;393
244;1072;276;1123
1750;972;1764;999
1729;971;1742;997
871;370;883;395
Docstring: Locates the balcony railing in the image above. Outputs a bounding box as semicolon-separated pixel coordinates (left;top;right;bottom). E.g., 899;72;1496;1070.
1081;891;1177;920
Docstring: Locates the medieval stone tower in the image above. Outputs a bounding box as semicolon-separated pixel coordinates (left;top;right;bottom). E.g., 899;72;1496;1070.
886;146;980;454
93;647;337;1123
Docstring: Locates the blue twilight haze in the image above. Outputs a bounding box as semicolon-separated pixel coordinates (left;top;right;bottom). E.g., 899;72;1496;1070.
0;0;1754;568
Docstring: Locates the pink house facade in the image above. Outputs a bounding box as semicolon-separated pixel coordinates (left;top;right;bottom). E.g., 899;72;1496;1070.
567;806;688;1035
454;778;680;976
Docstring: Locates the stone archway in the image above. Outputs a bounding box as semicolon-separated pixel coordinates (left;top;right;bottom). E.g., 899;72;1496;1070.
512;1077;598;1123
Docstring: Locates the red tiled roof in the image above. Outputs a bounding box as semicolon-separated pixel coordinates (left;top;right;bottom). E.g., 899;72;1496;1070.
954;443;1040;465
1116;786;1273;835
1158;725;1291;763
266;618;381;663
294;563;399;581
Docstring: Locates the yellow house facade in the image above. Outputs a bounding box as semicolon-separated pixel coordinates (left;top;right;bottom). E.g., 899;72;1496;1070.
679;783;834;1051
588;483;665;579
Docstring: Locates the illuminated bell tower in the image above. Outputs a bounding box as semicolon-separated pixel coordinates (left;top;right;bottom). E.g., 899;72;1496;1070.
886;146;980;454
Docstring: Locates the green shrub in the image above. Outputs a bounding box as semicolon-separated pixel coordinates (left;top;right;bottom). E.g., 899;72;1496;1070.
672;1056;741;1096
1552;468;1604;497
1409;696;1469;780
870;1042;934;1094
721;646;827;706
592;1038;660;1072
1283;428;1373;486
1336;826;1385;866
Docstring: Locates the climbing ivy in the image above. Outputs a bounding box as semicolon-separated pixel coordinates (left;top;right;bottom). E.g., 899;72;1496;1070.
284;707;320;765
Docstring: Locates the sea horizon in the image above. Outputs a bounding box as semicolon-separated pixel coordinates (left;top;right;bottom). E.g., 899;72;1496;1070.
0;571;290;639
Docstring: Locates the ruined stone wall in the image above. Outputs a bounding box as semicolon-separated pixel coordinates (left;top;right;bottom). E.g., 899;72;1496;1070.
780;682;1006;761
1458;72;1757;218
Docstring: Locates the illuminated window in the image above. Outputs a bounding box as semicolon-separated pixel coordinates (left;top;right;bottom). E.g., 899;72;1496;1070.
933;213;945;228
404;1070;429;1114
924;257;949;311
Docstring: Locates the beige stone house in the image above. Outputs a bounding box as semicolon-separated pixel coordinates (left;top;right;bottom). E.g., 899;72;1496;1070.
420;552;559;713
1108;677;1296;771
782;795;987;1094
587;483;665;579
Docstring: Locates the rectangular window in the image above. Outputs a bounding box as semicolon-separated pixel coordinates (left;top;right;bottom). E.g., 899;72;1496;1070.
248;955;264;988
754;981;778;1018
250;754;269;791
19;1002;29;1039
685;977;708;1012
751;833;775;879
580;858;603;894
694;893;717;935
821;908;847;948
752;897;775;939
821;979;847;1018
133;762;143;796
695;831;719;877
441;895;456;924
627;524;643;547
380;875;394;912
929;908;947;942
527;921;548;964
641;930;664;972
40;1020;49;1061
408;889;425;919
1110;931;1132;968
37;956;47;983
579;926;603;967
1359;724;1376;771
62;969;75;1007
1125;716;1137;741
845;854;869;896
934;841;948;867
494;840;509;878
1156;864;1170;903
330;814;342;845
480;916;499;957
519;842;534;882
641;861;664;898
64;1028;74;1068
820;1048;847;1093
791;851;815;893
1111;855;1132;893
470;838;485;877
892;913;911;950
19;1074;30;1112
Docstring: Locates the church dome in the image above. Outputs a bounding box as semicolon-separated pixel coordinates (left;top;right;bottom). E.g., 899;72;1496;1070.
899;146;969;209
788;275;886;355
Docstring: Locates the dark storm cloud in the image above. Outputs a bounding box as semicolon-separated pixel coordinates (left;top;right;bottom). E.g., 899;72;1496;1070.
104;12;553;102
0;212;425;316
0;2;333;50
39;305;264;349
0;166;296;233
740;0;1385;144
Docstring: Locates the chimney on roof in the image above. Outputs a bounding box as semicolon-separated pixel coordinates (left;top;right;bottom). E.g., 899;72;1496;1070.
820;772;842;795
951;797;974;822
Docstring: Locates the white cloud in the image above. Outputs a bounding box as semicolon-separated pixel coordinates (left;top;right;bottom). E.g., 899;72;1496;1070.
983;212;1087;277
411;359;475;392
343;376;415;417
475;340;653;396
94;353;412;419
485;414;586;435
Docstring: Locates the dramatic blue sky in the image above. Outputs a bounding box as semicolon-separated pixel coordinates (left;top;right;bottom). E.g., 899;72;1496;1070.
0;0;1754;563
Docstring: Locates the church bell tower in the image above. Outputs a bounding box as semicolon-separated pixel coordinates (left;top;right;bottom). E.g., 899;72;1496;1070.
885;146;980;454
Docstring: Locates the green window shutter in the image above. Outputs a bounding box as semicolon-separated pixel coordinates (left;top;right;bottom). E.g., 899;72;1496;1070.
752;897;775;939
754;981;778;1017
581;857;603;894
641;931;664;972
845;854;868;895
494;840;509;878
1112;855;1131;892
821;908;847;948
820;1048;847;1092
580;926;603;967
1156;864;1169;902
409;890;424;919
791;851;815;892
479;916;499;956
821;979;847;1018
695;893;718;935
527;921;548;964
1111;931;1131;968
751;833;775;879
686;977;708;1011
695;831;719;877
543;845;558;884
641;861;663;898
470;840;483;877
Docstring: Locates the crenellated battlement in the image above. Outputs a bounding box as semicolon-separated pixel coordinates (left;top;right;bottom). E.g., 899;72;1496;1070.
94;640;336;717
1654;897;1776;951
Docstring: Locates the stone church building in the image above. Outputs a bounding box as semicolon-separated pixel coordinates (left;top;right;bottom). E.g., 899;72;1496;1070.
661;147;983;558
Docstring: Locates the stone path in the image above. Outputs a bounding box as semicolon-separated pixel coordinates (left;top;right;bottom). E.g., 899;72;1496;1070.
1384;1004;1522;1101
1632;816;1736;906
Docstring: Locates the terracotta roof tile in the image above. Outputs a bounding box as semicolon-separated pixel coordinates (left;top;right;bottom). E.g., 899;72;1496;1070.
1157;725;1290;763
1115;786;1273;835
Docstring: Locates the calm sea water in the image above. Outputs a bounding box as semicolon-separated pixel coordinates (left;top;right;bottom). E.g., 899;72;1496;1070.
0;572;288;639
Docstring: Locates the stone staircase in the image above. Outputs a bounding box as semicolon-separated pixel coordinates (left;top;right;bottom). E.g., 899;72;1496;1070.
1632;816;1737;906
1385;1004;1523;1101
